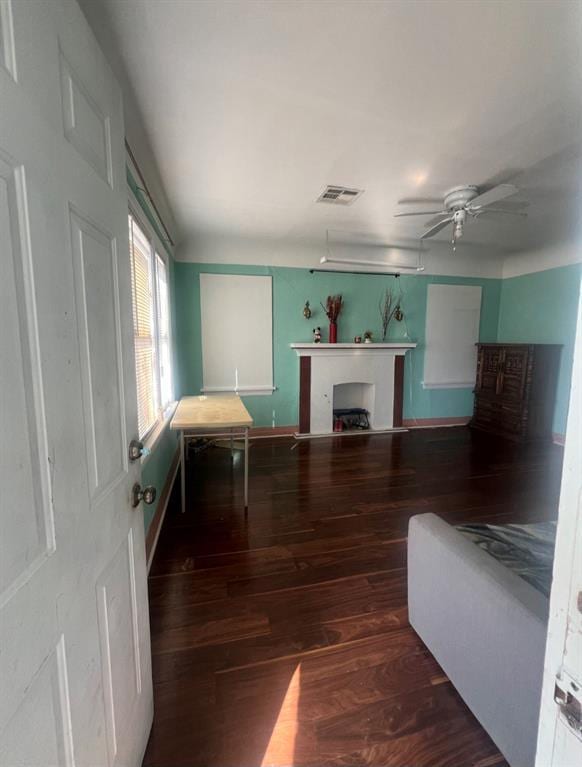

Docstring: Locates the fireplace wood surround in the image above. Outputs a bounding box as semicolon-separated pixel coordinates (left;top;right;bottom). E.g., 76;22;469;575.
291;343;417;436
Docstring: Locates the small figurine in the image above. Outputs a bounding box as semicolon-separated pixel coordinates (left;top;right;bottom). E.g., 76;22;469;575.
303;301;312;319
354;335;362;344
313;327;322;343
364;330;373;344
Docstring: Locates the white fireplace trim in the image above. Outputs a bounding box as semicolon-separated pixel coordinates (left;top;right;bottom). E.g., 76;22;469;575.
291;342;417;435
291;342;416;356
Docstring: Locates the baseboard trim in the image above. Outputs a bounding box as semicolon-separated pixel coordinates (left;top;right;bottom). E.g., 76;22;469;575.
403;417;471;429
294;427;408;440
249;425;298;438
145;448;180;572
552;432;566;446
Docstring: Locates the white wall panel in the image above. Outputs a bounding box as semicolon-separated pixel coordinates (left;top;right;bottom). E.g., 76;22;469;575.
200;273;273;394
423;284;482;388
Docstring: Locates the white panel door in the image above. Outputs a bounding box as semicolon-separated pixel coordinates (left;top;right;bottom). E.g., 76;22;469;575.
536;282;582;766
0;1;153;765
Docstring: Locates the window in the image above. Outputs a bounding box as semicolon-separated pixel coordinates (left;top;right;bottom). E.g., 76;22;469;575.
199;273;274;395
155;252;173;407
423;284;482;389
128;211;173;438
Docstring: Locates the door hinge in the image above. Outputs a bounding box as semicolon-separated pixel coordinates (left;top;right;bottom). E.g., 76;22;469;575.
554;669;582;741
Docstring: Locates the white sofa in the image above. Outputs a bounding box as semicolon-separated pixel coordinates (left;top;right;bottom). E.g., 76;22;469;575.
407;513;549;767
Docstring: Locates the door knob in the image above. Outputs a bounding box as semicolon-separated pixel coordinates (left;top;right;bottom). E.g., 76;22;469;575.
128;439;145;462
131;483;157;508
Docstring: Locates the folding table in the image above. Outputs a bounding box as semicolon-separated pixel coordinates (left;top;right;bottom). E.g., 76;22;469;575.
170;394;253;513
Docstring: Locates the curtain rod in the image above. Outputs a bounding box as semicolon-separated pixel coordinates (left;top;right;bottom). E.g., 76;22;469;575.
125;140;175;247
309;268;405;277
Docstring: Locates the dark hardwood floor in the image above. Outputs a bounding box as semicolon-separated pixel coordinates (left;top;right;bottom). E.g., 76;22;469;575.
143;427;563;767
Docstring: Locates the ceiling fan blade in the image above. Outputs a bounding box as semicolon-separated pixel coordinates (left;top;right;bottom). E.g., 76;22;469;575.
476;207;528;217
421;218;452;239
424;213;452;227
394;210;447;218
489;200;529;210
397;197;443;205
470;183;519;208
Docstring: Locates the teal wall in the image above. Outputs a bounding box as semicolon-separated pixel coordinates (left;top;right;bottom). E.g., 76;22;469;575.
128;166;179;534
174;262;501;426
497;262;582;436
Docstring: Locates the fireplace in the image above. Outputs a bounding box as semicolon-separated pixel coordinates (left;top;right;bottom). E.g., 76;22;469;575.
291;342;416;436
332;382;374;431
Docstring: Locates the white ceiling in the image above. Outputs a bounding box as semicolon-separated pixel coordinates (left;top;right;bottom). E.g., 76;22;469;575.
89;0;582;258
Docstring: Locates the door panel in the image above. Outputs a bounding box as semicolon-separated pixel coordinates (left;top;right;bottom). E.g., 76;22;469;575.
0;0;17;80
0;153;54;607
97;530;142;766
59;49;113;186
476;345;501;395
1;1;153;765
535;285;582;765
70;207;127;502
499;346;530;402
0;637;75;767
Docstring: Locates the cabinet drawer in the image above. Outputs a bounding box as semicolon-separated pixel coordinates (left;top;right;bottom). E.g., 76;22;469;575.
473;398;500;428
499;403;526;436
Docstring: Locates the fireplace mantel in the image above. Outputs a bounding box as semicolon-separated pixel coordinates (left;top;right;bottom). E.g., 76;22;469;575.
291;342;416;355
291;342;417;435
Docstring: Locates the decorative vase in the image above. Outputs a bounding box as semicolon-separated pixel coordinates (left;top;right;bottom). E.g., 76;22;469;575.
329;321;338;344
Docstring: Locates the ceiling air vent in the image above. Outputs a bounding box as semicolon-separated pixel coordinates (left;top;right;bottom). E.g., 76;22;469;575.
316;185;364;205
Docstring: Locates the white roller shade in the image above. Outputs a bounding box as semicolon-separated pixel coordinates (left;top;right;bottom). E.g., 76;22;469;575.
423;284;482;389
200;273;274;395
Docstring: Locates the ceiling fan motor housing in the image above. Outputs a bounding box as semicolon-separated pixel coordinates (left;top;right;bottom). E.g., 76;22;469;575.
444;185;479;211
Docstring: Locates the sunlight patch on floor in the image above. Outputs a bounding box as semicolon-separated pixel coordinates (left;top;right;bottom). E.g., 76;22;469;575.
260;664;301;767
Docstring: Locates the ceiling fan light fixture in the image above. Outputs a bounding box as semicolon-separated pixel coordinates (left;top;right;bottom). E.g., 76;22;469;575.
394;182;527;254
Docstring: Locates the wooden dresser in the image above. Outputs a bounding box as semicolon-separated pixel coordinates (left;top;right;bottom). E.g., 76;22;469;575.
471;343;562;441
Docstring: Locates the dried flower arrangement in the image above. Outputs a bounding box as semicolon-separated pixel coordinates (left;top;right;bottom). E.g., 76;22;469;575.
379;285;404;342
321;294;344;322
321;295;343;343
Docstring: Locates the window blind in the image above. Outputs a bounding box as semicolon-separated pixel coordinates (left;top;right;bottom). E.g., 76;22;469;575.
155;252;173;409
129;214;158;437
423;284;482;388
199;273;273;394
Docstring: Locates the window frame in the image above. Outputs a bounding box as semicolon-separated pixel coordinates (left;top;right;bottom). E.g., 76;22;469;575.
128;189;175;448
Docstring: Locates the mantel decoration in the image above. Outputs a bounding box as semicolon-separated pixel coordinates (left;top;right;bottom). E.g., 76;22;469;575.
321;294;343;343
379;283;404;342
303;301;312;319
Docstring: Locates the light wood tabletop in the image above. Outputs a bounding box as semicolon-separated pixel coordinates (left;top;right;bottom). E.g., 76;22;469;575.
171;394;253;512
171;394;253;431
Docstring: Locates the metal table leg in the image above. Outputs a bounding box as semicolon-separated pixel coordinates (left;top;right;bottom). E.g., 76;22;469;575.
180;429;186;514
244;426;249;510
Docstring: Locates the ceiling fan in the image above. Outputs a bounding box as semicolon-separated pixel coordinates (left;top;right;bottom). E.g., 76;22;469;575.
394;184;528;250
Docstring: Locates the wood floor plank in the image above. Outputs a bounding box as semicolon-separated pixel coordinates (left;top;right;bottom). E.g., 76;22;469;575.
143;427;560;767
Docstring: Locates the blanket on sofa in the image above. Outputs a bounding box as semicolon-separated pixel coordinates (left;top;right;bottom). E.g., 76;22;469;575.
456;521;557;597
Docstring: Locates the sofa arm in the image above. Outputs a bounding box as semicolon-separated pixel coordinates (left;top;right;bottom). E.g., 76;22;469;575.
408;513;549;767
